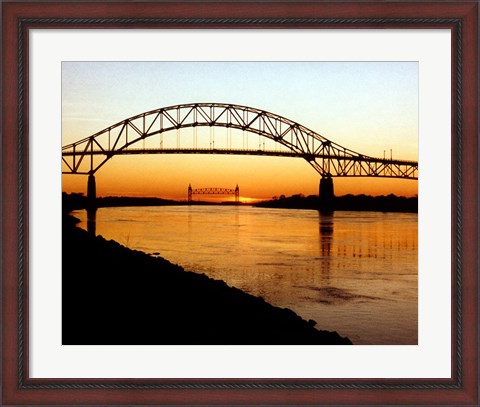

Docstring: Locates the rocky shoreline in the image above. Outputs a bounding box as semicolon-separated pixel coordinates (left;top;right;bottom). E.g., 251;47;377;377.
62;214;352;345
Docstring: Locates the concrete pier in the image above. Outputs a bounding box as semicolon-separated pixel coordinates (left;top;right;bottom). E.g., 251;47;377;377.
319;176;335;212
87;174;96;208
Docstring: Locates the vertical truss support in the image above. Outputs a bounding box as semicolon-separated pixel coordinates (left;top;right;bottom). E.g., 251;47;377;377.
235;184;240;204
188;184;193;203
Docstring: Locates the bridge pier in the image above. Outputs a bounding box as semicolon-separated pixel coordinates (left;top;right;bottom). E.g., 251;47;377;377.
87;174;96;209
319;176;335;212
86;174;97;235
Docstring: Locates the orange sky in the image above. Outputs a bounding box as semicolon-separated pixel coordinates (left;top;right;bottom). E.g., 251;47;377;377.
62;154;417;202
62;62;418;200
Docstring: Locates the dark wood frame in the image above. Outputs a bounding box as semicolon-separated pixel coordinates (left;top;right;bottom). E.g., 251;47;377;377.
2;1;478;405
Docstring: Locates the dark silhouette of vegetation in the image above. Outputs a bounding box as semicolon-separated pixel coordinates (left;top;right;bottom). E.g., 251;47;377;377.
256;193;417;213
63;192;178;209
62;192;250;210
64;191;417;214
62;192;88;212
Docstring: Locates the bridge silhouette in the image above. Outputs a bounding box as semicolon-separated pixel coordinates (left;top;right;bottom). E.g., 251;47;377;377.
188;184;240;203
62;102;418;209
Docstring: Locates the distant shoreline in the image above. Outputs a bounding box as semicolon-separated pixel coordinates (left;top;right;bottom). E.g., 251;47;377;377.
63;192;417;213
255;194;418;213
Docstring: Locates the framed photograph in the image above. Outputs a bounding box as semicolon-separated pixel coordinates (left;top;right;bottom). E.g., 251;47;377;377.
2;0;478;405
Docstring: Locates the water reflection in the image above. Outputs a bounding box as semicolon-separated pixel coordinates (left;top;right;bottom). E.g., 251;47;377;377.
86;207;97;235
71;206;418;344
318;212;334;280
319;212;334;239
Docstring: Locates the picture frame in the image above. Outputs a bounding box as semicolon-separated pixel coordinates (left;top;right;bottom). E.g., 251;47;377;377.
2;0;478;405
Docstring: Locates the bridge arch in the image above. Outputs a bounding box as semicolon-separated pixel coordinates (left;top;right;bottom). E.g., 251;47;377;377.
62;103;418;210
62;102;418;180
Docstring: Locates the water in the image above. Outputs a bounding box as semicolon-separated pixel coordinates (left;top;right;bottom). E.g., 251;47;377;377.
72;206;417;344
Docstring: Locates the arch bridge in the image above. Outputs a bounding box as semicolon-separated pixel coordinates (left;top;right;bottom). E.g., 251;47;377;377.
62;102;418;209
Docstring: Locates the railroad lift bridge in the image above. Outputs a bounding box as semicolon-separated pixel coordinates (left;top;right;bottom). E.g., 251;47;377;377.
62;102;418;210
188;185;240;203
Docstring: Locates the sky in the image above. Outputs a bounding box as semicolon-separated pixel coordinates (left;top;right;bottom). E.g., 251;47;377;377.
62;61;418;201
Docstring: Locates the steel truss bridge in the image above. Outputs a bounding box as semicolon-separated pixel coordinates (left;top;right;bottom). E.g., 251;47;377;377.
188;184;240;203
62;102;418;207
62;102;418;179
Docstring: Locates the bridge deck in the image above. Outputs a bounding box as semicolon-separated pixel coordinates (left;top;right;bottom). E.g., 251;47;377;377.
62;147;417;166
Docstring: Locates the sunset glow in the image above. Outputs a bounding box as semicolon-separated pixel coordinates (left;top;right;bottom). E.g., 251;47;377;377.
61;60;420;347
62;62;418;199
